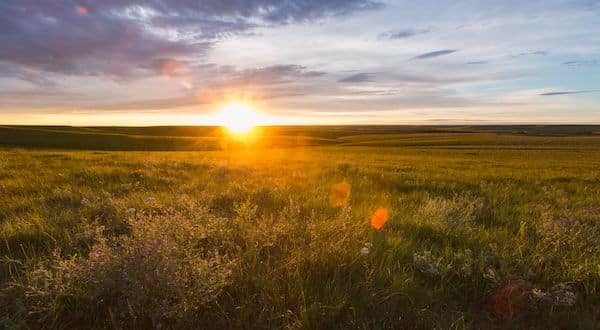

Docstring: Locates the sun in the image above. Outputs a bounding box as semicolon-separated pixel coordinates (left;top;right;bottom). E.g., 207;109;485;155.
218;102;259;134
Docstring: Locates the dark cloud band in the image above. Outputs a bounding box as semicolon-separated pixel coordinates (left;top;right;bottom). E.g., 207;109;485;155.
0;0;382;80
540;90;600;96
411;49;458;60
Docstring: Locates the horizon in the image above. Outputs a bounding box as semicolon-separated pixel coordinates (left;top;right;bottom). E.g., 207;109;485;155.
6;123;600;128
1;1;599;125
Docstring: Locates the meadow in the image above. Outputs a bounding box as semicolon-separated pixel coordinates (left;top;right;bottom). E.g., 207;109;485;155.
1;126;599;328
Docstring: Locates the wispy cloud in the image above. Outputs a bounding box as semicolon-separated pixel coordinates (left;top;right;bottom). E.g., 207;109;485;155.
338;73;375;83
86;64;326;110
540;90;600;96
465;61;487;65
411;49;458;60
563;60;598;66
378;28;429;40
513;50;548;58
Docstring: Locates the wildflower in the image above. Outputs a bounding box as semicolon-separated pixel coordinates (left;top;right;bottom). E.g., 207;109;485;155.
413;252;439;277
453;249;473;278
483;267;500;284
544;216;581;232
370;208;389;230
549;282;577;306
145;197;155;204
361;243;372;255
125;208;136;214
531;288;548;300
533;282;577;307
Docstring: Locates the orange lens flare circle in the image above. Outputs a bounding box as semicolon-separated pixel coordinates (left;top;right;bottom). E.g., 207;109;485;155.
370;208;389;230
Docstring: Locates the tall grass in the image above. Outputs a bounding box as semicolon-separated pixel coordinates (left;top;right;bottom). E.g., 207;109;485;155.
0;146;599;328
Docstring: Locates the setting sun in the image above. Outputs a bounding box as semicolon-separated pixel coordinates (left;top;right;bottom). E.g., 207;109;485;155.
218;103;259;134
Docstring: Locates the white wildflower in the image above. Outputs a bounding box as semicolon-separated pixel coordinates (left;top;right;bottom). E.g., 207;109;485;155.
549;282;577;306
531;282;577;307
531;288;548;300
361;243;372;255
483;267;500;284
413;252;440;277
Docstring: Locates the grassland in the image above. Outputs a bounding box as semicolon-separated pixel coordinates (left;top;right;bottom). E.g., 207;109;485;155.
1;126;599;328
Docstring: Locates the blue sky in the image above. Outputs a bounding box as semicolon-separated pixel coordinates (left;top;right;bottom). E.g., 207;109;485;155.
1;0;599;125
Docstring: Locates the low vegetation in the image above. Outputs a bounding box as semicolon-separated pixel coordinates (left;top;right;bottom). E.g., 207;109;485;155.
1;127;599;328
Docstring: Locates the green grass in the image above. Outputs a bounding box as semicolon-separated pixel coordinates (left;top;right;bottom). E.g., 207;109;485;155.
1;127;599;328
3;124;600;150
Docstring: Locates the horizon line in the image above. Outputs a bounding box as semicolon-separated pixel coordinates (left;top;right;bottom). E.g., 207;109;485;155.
4;123;600;128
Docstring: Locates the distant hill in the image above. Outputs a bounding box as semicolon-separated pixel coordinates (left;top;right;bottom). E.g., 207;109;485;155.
1;125;600;151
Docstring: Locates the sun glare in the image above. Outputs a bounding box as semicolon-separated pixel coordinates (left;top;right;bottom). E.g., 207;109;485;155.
219;103;258;134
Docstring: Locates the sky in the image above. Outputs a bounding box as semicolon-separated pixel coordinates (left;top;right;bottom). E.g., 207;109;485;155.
1;0;599;126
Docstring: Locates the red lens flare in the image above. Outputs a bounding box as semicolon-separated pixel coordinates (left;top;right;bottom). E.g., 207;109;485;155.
75;5;89;15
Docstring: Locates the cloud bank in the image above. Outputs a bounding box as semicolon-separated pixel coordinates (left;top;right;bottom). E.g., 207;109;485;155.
0;0;381;79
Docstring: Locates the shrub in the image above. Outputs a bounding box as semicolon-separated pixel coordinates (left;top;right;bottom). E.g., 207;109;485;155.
3;207;234;328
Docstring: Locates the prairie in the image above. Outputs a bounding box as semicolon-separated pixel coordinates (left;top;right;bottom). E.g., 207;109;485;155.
1;126;599;328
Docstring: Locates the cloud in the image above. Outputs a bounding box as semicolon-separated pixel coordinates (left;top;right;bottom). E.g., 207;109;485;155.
513;50;548;57
90;95;198;110
66;62;526;112
563;60;598;66
351;90;399;96
0;3;196;79
338;73;375;83
0;89;91;108
253;0;384;23
232;65;326;85
335;69;522;88
87;64;325;110
411;49;458;60
4;0;600;124
0;64;57;86
539;90;600;96
0;0;381;81
378;28;428;39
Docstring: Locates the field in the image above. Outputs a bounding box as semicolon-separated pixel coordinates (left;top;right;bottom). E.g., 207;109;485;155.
1;126;600;328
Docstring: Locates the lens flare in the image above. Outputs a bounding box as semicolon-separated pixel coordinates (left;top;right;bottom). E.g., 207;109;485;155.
75;5;89;14
329;182;351;207
370;208;389;230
